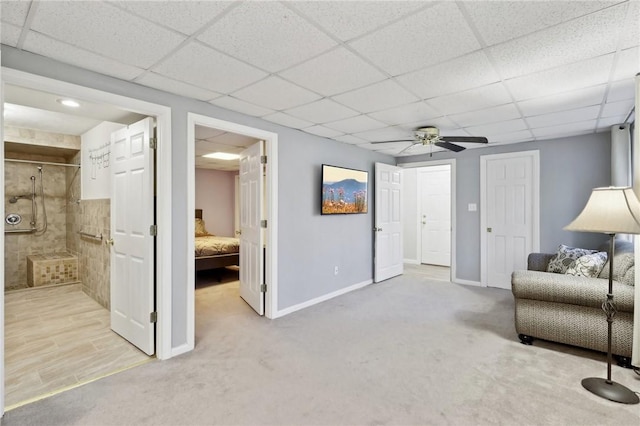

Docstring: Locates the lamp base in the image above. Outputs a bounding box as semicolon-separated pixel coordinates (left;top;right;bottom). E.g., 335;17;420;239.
582;377;639;404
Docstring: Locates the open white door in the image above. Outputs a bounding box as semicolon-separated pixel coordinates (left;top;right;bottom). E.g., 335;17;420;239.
110;117;155;356
239;141;264;315
375;163;403;282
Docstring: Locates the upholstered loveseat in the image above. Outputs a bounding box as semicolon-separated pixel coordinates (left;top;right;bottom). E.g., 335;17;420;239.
511;240;635;362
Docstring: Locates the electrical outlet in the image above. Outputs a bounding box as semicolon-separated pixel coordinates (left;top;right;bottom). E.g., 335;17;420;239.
334;266;339;275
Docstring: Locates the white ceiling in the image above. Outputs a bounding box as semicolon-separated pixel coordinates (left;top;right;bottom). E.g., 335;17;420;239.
194;125;258;171
1;1;638;157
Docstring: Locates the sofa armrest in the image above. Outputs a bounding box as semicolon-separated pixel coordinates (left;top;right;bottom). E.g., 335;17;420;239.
511;270;634;312
527;253;554;271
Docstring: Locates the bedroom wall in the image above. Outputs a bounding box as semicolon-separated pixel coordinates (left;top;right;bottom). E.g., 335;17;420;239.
397;132;612;283
2;46;395;350
194;168;236;237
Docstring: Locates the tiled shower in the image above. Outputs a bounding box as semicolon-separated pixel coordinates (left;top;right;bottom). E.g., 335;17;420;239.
4;127;111;309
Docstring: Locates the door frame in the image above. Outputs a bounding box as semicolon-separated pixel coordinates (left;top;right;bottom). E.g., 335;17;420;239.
480;150;540;287
187;113;279;336
0;67;174;412
398;159;456;282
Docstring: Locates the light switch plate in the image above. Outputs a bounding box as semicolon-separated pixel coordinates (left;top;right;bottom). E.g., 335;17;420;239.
468;203;477;212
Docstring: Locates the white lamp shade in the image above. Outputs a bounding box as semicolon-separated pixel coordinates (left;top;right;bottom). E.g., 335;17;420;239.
564;187;640;234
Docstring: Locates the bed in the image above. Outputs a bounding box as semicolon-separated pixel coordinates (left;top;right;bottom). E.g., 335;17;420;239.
195;209;240;272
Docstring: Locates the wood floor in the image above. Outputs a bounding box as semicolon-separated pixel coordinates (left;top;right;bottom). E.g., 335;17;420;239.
4;284;151;409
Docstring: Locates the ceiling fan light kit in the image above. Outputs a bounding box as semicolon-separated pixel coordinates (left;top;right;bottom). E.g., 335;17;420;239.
372;125;489;155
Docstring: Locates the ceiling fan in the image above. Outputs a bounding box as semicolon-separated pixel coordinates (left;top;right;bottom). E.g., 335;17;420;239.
371;126;488;155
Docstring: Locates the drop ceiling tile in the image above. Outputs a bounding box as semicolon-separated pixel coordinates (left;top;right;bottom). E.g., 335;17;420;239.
426;83;512;116
526;105;601;128
601;99;634;118
332;80;419;114
352;126;413;143
463;1;619;46
195;127;225;140
620;0;640;49
154;42;267;94
449;104;522;127
517;85;607;117
368;102;442;126
489;4;625;79
0;0;30;26
607;78;635;102
23;32;145;80
505;54;614;101
488;129;534;144
211;132;258;148
401;117;460;133
324;115;388;134
612;47;639;81
531;120;597;139
262;112;314;130
465;119;528;137
232;76;321;111
303;125;344;139
334;134;369;145
110;1;232;35
31;1;186;68
209;96;274;118
289;1;427;42
349;2;480;76
396;51;501;99
597;116;628;130
198;1;337;73
284;99;359;124
1;22;21;47
135;72;220;101
280;47;387;96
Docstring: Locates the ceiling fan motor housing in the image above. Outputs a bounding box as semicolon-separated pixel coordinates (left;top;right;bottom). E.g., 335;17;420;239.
416;126;440;142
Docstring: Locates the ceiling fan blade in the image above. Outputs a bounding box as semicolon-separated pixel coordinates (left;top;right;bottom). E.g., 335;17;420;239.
434;141;466;152
439;136;488;144
397;142;419;155
370;139;415;144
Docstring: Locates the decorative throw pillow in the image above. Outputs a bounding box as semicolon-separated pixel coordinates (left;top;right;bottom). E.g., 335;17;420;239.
546;244;598;274
195;218;210;237
565;252;608;278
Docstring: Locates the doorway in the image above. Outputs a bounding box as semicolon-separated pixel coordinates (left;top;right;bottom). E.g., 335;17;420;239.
187;113;279;350
1;68;173;412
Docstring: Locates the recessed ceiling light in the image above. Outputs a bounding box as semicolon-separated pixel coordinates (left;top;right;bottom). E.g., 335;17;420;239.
57;98;80;108
202;152;240;160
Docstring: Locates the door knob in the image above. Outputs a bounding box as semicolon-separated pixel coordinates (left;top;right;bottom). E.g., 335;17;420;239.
487;228;492;233
106;238;114;246
373;227;383;232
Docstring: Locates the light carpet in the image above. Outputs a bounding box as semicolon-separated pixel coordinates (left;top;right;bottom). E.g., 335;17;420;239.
3;268;639;425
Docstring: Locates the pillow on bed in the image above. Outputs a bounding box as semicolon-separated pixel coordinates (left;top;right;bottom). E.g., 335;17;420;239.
195;218;212;237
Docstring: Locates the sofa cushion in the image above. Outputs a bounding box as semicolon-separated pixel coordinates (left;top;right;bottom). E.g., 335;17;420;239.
565;252;607;278
511;270;634;312
546;245;597;274
598;252;635;286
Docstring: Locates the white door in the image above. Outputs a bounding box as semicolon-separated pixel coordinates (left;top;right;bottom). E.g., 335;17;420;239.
375;163;403;282
483;151;539;289
239;141;264;315
110;117;155;355
420;166;451;266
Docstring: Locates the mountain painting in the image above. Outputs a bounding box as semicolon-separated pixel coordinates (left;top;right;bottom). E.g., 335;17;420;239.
322;165;368;215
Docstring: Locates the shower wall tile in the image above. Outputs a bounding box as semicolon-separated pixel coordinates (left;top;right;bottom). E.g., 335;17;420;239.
4;126;81;150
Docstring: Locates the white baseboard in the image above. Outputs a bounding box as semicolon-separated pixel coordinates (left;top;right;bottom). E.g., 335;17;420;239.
403;259;420;265
453;278;484;287
273;279;373;318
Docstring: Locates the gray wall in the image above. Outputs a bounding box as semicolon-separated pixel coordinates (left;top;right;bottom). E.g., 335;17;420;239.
2;46;394;350
398;132;612;282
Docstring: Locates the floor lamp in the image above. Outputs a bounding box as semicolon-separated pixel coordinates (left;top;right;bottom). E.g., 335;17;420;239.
564;186;640;404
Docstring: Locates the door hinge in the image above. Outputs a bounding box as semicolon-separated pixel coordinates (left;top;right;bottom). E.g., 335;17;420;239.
150;224;157;236
260;284;267;293
260;220;267;228
150;137;157;149
150;311;157;323
260;155;267;164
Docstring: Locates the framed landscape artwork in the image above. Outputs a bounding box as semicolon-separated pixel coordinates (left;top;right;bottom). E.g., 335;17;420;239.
321;164;368;215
